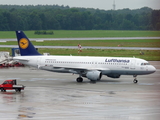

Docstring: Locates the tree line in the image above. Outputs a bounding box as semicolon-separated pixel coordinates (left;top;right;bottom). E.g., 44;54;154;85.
0;5;159;31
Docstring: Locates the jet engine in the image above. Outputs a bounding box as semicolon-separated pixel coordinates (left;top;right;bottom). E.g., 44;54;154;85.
86;71;102;81
107;74;121;78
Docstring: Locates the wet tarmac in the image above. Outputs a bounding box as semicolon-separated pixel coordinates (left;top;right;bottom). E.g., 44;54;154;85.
0;61;160;120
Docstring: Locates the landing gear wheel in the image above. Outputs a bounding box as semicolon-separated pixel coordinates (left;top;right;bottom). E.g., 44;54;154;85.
133;79;138;83
76;77;83;83
133;75;138;84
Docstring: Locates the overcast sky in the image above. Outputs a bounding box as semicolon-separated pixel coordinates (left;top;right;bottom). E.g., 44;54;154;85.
0;0;160;10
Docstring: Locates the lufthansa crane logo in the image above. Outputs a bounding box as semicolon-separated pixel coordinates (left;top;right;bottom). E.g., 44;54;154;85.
19;38;29;49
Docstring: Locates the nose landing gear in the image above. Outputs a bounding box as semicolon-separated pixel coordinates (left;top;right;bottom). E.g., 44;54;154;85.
133;79;138;83
133;75;138;83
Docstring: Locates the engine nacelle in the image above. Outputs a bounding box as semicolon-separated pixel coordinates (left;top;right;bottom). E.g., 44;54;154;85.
86;71;102;81
107;74;121;78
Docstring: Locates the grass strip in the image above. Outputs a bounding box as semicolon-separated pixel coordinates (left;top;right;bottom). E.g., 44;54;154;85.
0;30;160;38
1;48;160;61
1;39;160;48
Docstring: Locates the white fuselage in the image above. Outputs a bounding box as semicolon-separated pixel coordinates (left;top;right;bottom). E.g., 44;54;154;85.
14;55;156;77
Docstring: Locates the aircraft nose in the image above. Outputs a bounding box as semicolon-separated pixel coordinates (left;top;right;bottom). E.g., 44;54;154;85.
150;65;156;73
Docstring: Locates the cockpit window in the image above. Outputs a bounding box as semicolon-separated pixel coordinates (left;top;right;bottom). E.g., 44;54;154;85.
141;63;150;66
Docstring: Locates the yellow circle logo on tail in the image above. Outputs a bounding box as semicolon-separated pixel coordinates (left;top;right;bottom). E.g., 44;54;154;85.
19;38;29;49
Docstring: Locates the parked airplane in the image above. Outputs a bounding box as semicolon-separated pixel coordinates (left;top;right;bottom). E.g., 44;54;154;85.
13;31;156;83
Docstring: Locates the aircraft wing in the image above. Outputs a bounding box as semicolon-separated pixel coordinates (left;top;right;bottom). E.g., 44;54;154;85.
40;65;110;74
55;65;110;71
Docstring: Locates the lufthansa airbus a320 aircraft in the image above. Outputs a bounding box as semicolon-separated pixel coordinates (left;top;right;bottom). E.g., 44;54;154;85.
13;31;156;83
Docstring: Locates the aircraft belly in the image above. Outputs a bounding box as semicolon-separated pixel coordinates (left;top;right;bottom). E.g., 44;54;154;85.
101;70;111;74
109;70;152;75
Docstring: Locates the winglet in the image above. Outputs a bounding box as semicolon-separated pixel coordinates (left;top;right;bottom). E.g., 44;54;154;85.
16;31;41;56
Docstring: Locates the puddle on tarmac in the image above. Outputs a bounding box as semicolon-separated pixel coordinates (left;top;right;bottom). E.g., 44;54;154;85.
18;106;36;119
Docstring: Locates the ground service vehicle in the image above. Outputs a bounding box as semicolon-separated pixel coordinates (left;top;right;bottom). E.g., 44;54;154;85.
0;79;25;92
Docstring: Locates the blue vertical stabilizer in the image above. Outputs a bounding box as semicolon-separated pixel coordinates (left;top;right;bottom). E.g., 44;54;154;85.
16;31;41;56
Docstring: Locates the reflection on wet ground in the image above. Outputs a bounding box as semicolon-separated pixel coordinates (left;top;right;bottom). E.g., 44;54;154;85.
0;87;160;120
0;91;35;119
0;62;160;120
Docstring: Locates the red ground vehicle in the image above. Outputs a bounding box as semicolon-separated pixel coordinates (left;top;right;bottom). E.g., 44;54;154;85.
0;79;25;92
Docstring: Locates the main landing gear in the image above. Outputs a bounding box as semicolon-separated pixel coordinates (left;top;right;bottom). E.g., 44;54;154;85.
76;77;83;83
133;75;138;83
76;77;96;83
